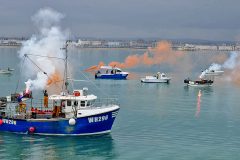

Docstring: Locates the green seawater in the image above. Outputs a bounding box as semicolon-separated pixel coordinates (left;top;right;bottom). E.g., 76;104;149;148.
0;47;240;160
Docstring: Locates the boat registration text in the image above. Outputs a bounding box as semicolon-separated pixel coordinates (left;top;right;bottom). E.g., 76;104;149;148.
2;119;17;125
88;115;108;123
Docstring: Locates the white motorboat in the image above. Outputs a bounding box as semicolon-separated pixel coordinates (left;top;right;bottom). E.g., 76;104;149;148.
141;72;171;83
204;70;224;76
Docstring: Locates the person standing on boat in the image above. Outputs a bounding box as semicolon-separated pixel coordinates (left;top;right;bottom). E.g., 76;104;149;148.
156;72;160;79
43;90;48;108
17;94;26;113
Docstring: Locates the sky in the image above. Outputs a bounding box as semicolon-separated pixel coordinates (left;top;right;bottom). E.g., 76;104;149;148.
0;0;240;41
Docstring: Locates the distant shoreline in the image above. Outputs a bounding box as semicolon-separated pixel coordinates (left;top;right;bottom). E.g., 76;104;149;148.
0;45;238;52
0;38;239;51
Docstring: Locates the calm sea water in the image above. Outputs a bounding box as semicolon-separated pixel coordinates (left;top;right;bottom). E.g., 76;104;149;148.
0;47;240;160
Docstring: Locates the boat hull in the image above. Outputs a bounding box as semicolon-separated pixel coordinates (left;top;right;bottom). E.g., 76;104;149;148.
0;109;119;136
184;79;213;87
141;78;170;83
95;74;128;80
187;83;212;87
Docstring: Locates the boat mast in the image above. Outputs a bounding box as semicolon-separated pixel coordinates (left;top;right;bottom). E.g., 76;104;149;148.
62;41;69;94
65;41;68;93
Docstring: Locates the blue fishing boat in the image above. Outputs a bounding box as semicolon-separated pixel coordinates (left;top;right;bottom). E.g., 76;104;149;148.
0;45;120;136
95;66;129;79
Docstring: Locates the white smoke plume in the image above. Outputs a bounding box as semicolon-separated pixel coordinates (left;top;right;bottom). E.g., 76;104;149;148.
199;52;239;79
18;8;67;91
222;51;238;69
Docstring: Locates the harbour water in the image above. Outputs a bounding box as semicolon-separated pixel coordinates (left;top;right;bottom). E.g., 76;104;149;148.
0;47;240;159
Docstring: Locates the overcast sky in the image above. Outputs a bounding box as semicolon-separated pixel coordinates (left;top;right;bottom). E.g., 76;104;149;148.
0;0;240;41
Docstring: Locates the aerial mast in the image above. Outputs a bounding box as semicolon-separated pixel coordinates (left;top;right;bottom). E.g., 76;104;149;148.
61;40;69;94
65;41;69;93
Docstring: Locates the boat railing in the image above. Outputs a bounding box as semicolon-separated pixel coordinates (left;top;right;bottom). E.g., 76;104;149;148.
23;98;54;111
4;98;54;111
90;97;119;108
0;98;55;119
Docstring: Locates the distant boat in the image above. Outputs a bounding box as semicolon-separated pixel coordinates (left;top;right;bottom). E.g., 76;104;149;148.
141;72;171;83
0;68;14;74
204;70;224;76
95;66;129;80
184;68;224;87
184;79;213;87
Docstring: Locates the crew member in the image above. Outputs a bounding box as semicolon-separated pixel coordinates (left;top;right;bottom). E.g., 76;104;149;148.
43;90;48;108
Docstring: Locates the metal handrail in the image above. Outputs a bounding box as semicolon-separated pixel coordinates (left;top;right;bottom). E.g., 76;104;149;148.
90;98;119;108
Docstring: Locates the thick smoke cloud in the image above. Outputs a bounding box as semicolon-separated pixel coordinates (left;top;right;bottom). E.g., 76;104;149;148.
85;41;184;72
18;8;67;93
199;52;240;84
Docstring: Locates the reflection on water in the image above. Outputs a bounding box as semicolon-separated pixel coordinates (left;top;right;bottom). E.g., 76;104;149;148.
0;132;116;160
0;74;12;79
195;90;202;118
183;85;213;94
140;82;170;91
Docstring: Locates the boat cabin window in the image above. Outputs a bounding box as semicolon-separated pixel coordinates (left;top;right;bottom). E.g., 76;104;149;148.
61;100;66;108
116;69;121;73
74;101;78;106
67;100;72;106
53;100;61;106
80;101;85;107
86;101;91;106
80;101;91;107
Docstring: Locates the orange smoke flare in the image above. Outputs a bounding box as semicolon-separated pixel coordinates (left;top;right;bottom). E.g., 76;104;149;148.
230;64;240;85
130;41;184;67
85;41;184;71
84;65;98;72
85;61;105;72
219;54;240;86
211;53;228;64
47;71;63;86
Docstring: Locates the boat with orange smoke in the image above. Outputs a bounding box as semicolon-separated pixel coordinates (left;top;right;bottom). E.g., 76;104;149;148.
0;44;120;136
95;66;129;79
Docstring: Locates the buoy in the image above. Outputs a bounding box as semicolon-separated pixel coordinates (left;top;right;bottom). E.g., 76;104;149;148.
69;118;76;126
28;127;35;133
0;119;3;125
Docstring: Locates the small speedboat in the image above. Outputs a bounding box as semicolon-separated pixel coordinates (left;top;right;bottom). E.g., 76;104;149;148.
204;70;224;76
0;68;14;74
141;72;171;83
95;66;129;80
184;79;213;87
